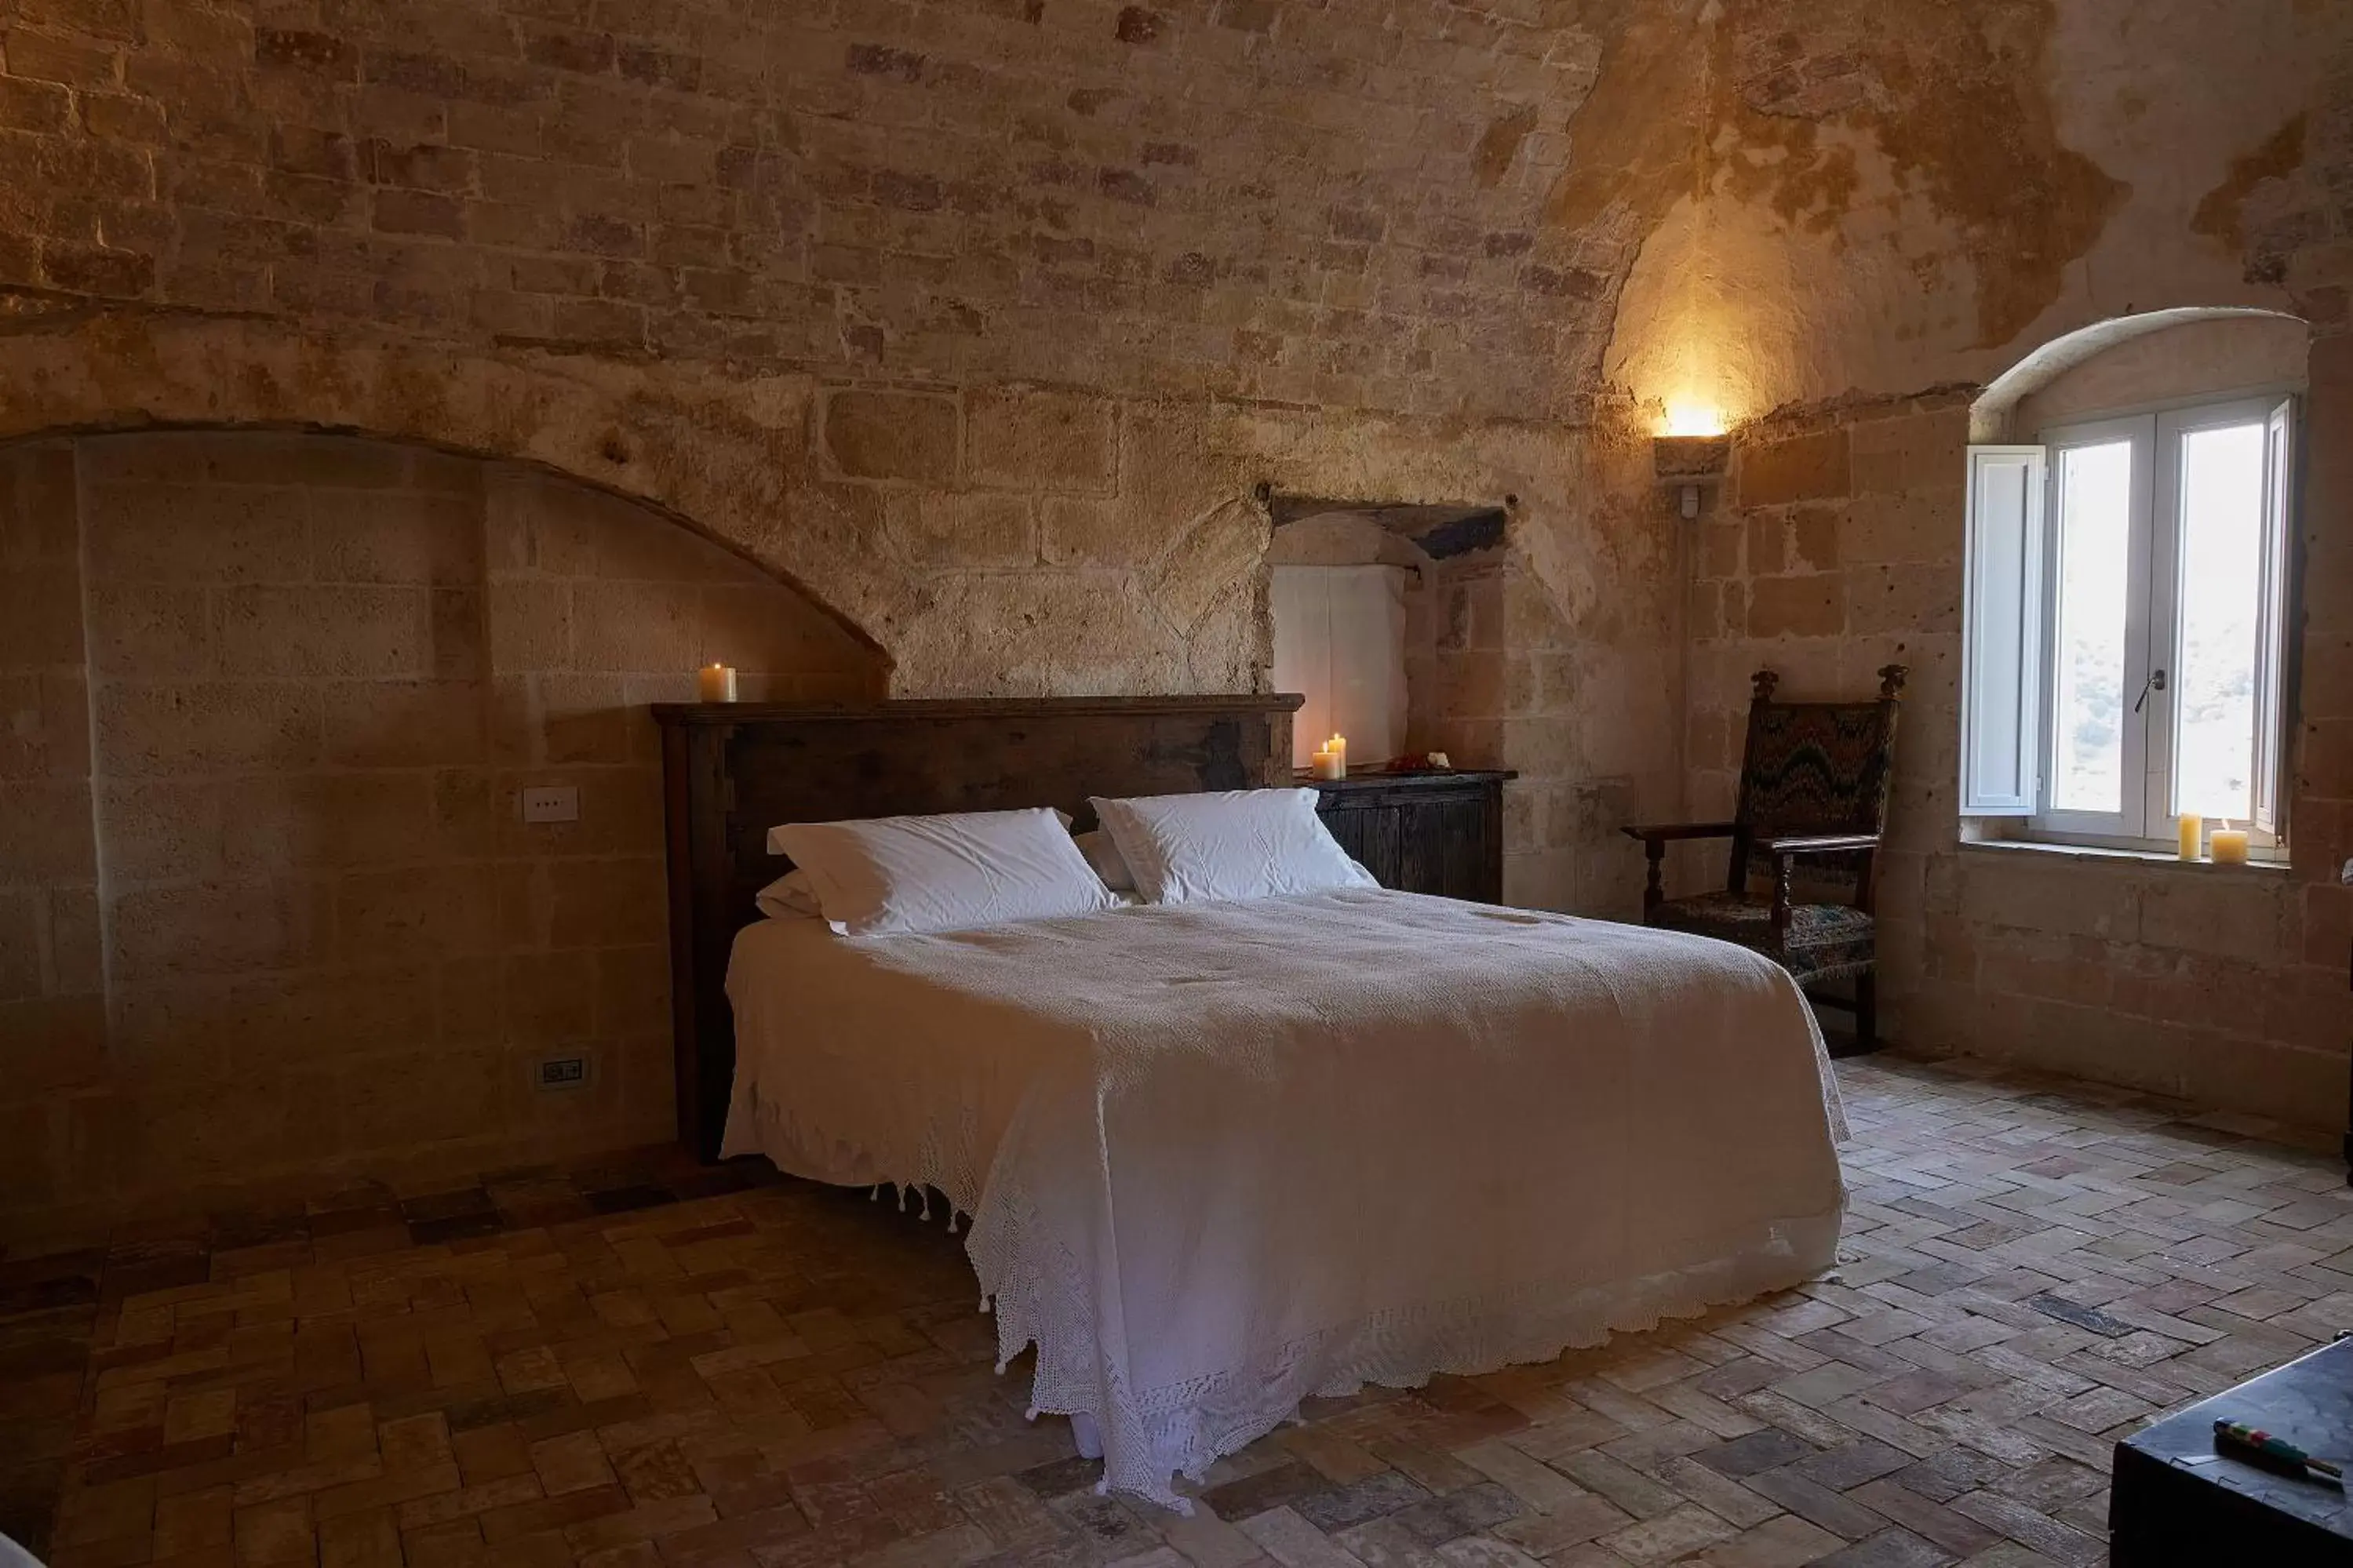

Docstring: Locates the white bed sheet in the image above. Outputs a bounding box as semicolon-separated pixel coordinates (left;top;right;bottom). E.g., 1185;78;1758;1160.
723;888;1845;1508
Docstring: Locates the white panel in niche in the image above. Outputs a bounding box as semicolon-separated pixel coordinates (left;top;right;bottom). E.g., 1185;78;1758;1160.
1271;564;1409;769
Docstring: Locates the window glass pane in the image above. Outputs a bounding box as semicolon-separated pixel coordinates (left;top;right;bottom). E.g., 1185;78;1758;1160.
2174;420;2267;821
2050;442;2133;813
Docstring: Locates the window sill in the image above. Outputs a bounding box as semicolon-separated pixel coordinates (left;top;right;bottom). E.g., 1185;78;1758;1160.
1958;834;2289;871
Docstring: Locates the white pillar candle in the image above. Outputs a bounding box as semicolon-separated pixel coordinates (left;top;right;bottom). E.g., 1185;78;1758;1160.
1311;748;1344;780
697;663;738;703
2176;813;2202;860
2209;824;2249;865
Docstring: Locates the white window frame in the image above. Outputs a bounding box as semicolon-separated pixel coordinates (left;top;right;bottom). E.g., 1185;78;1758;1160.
2033;414;2155;842
2253;395;2295;837
1964;386;2300;859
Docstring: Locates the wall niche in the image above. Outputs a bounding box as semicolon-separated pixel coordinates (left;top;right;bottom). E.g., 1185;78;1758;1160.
1;429;883;1232
1266;494;1509;772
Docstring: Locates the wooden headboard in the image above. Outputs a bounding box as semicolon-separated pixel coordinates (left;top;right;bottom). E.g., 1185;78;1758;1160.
650;695;1302;1157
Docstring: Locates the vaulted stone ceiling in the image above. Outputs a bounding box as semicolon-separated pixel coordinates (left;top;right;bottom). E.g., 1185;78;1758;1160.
0;2;2338;428
1590;0;2348;422
0;0;2340;692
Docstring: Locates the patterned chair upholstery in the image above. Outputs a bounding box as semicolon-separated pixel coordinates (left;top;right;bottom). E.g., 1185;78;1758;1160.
1623;665;1905;1048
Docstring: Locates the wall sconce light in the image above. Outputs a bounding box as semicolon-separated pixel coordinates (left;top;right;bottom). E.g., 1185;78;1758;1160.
1654;432;1730;520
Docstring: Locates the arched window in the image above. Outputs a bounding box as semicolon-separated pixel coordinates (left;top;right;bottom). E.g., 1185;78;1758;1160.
1961;314;2306;857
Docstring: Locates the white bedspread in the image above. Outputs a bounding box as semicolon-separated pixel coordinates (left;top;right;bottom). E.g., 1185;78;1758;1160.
723;889;1845;1508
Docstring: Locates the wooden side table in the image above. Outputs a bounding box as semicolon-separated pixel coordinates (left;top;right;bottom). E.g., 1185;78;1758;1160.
1304;769;1515;904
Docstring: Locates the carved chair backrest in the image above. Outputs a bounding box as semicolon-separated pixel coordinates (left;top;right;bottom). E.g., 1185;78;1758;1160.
1728;665;1907;897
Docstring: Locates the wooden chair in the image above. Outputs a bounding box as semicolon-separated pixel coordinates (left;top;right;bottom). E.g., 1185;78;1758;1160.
1623;665;1906;1050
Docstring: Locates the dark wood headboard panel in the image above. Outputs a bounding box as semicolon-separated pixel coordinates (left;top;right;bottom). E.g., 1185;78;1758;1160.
650;695;1302;1158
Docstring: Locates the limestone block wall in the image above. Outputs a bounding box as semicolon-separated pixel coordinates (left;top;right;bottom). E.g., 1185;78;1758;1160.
0;2;1612;422
0;431;879;1235
0;347;1685;1240
0;0;1671;847
1681;333;2353;1130
0;443;104;1189
7;0;2339;1210
1430;548;1663;914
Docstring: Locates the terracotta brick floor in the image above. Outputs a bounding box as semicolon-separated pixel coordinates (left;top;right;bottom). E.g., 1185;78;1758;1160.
7;1053;2353;1567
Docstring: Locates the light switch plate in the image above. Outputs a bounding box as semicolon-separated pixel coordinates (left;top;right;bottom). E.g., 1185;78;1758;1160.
521;784;579;823
534;1053;593;1093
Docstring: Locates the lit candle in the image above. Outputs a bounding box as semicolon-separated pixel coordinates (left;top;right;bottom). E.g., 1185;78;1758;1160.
1311;747;1344;781
697;663;738;703
1327;733;1346;767
2209;823;2249;865
2176;813;2202;861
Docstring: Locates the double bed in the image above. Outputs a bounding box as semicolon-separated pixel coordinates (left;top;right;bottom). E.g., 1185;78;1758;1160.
655;695;1845;1510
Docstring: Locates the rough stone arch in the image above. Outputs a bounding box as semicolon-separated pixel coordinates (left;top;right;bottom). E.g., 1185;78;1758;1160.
0;307;916;673
1968;306;2308;441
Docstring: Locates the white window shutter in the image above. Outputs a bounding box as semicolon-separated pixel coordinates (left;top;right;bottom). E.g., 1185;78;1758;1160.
1961;446;2049;815
2252;397;2296;835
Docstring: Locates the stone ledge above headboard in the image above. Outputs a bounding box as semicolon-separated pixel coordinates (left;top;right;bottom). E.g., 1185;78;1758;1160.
650;695;1302;1157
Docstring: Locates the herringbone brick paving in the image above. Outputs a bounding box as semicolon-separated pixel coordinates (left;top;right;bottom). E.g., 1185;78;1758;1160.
9;1052;2353;1566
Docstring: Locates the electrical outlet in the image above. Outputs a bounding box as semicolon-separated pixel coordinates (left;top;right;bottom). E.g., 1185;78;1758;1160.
520;784;579;824
535;1054;592;1092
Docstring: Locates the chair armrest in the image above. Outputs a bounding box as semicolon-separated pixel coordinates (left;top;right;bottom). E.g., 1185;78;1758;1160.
1761;833;1881;925
1621;821;1739;843
1626;822;1739;922
1758;833;1881;856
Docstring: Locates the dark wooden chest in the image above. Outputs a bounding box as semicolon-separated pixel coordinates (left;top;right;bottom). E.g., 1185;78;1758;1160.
1306;769;1514;905
2111;1336;2353;1564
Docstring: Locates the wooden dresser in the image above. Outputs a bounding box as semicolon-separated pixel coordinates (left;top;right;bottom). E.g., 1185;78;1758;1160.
1306;769;1515;904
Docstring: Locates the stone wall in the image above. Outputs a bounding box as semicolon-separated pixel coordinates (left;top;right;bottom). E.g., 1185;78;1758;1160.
0;0;1639;706
0;0;2348;1214
1681;327;2353;1129
0;442;104;1205
1612;0;2353;1123
0;2;1612;420
1601;0;2353;419
0;0;1703;1237
0;0;1698;951
0;431;878;1234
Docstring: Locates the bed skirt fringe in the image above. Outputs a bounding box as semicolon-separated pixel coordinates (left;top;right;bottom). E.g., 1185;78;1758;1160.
726;1071;1842;1512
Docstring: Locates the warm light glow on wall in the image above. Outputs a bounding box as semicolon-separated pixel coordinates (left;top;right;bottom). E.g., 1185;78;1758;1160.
1646;333;1736;435
1661;398;1727;438
1604;197;1777;442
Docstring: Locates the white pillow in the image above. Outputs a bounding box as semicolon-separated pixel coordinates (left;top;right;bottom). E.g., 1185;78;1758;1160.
1073;828;1135;892
1090;788;1378;905
754;869;822;919
767;808;1118;936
